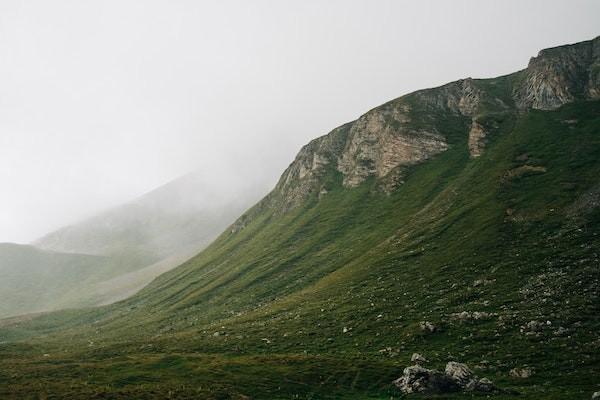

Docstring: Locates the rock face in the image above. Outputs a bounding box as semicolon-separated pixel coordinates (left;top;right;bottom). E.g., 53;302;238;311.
514;36;600;110
273;123;351;211
337;102;448;188
393;361;496;394
467;118;486;157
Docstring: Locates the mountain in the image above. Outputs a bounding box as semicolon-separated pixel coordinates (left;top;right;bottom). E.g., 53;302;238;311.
35;171;256;263
0;172;262;318
1;37;599;399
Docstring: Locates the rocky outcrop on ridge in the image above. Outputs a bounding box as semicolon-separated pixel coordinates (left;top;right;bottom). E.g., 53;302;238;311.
231;36;600;224
514;36;600;110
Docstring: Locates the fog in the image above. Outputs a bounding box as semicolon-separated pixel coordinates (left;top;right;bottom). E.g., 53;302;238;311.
1;0;599;243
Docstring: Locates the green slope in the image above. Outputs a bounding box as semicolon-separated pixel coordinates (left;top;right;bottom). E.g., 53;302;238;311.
0;38;599;399
0;243;126;317
0;172;261;318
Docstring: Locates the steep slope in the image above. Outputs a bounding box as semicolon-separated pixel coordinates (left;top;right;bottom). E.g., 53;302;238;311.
1;37;599;399
0;172;262;318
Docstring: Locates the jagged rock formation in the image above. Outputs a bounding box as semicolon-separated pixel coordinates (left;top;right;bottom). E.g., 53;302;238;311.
337;103;448;187
514;36;600;110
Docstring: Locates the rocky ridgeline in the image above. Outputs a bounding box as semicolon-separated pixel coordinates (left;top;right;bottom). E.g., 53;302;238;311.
515;36;600;110
230;36;600;227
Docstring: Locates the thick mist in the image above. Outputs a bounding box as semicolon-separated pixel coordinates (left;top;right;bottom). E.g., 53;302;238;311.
1;0;599;243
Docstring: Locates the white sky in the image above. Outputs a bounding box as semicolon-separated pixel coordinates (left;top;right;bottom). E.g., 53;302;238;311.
1;0;599;243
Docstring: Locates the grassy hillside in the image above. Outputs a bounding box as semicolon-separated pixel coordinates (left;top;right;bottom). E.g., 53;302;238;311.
0;243;126;317
1;99;598;399
0;173;261;318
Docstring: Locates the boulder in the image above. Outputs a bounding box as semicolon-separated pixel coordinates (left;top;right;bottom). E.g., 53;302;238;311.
419;321;437;333
465;377;495;392
510;367;534;378
445;361;474;385
411;353;428;364
393;361;496;394
592;391;600;400
393;365;458;394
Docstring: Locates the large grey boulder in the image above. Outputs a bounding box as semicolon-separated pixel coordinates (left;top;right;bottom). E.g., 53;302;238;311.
393;361;496;394
445;361;473;385
393;365;458;394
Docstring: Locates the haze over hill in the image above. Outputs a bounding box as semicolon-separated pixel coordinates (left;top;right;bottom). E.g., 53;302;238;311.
0;171;264;318
1;37;599;399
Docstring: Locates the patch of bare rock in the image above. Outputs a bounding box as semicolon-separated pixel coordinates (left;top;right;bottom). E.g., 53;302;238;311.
393;360;497;395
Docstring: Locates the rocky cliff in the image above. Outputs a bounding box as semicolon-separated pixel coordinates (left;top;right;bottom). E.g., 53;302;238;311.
514;36;600;110
241;36;600;218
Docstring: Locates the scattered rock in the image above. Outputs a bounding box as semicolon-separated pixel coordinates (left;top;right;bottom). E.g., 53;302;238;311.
411;353;428;364
466;377;495;392
510;367;534;378
419;321;436;333
451;311;496;321
473;278;496;287
393;361;496;394
445;361;474;385
554;327;569;336
521;320;546;334
393;365;458;394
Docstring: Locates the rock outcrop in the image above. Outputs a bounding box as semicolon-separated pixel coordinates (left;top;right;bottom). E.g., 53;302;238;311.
514;36;600;110
337;102;448;187
467;118;486;157
230;36;600;222
393;361;496;394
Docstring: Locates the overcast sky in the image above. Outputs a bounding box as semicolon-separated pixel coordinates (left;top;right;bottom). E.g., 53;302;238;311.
1;0;599;243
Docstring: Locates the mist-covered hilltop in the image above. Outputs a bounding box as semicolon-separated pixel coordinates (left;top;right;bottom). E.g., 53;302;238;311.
0;171;263;318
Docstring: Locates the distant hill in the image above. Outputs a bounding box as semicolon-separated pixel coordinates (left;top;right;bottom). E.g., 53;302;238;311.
0;171;263;317
0;243;117;317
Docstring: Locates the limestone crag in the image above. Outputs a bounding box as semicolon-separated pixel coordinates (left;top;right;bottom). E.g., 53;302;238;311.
417;78;485;117
273;123;350;210
337;102;448;187
514;36;600;110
